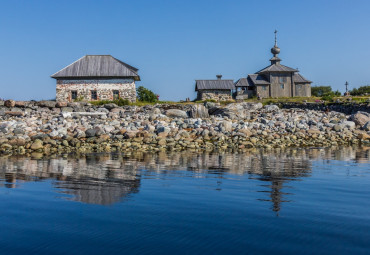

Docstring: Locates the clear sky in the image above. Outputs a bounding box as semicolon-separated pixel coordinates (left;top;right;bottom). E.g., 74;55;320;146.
0;0;369;101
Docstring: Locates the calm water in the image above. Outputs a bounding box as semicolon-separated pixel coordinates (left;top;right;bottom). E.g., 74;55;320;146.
0;147;369;255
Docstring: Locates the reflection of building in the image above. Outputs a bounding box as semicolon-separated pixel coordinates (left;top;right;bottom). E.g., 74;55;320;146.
0;147;368;211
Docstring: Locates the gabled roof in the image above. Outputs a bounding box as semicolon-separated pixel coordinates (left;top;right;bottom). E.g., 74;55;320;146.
235;78;250;87
248;74;270;85
257;63;298;73
51;55;140;80
293;73;312;83
195;80;235;91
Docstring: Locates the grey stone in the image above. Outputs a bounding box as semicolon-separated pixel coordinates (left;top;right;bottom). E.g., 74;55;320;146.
165;109;188;118
189;104;209;118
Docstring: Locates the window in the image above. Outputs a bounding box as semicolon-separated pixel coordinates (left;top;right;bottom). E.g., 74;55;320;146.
113;90;119;100
279;76;286;83
71;90;77;100
280;84;285;89
262;86;267;91
91;90;97;100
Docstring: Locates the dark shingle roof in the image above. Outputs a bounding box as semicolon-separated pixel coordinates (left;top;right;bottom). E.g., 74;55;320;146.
248;74;270;85
195;80;235;91
257;64;298;73
235;78;249;87
51;55;140;80
293;73;312;83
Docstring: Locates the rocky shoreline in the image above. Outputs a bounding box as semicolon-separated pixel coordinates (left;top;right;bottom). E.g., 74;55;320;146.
0;100;369;157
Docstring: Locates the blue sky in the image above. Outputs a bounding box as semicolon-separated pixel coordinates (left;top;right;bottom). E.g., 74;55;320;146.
0;0;369;101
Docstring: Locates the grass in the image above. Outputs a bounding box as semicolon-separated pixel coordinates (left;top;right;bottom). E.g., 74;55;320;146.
88;96;369;107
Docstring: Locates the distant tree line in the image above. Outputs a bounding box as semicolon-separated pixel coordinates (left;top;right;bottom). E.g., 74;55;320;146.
311;86;341;97
311;85;370;97
349;85;370;96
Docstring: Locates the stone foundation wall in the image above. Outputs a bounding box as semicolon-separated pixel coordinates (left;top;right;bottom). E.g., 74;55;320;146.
198;90;232;101
56;79;136;102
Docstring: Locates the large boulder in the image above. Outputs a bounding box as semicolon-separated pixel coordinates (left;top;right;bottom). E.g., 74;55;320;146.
4;100;15;108
38;100;57;108
165;109;188;118
189;104;209;118
351;111;370;127
104;103;118;110
209;102;261;120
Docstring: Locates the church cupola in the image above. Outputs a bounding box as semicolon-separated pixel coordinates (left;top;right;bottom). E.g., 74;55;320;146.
270;30;281;65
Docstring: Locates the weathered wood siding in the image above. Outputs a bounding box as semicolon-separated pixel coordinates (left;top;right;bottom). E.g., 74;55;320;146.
269;73;292;97
56;79;136;102
295;83;311;97
256;85;269;98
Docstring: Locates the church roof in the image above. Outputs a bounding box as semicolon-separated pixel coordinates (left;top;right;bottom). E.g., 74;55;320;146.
293;73;312;83
257;63;298;73
51;55;140;80
195;79;235;91
235;75;270;87
249;74;270;85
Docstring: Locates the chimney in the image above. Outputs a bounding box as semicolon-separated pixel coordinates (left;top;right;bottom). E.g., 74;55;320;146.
216;75;222;80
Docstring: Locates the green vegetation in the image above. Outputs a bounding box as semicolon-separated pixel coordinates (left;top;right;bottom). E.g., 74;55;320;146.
311;85;341;98
349;85;370;96
90;98;131;106
137;86;158;103
74;96;85;102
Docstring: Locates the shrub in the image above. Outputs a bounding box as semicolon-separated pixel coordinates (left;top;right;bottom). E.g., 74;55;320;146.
321;94;334;102
137;86;158;102
311;86;333;97
349;85;370;96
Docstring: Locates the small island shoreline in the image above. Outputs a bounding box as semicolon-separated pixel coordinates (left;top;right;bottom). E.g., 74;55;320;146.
0;100;369;157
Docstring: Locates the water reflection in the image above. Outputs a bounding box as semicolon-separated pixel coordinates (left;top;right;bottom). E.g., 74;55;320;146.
0;147;368;211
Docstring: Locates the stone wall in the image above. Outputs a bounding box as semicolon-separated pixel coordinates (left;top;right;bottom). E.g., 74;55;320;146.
56;79;136;102
197;90;232;101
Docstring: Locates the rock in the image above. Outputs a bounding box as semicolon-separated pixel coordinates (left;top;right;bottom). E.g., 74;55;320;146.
15;101;27;107
307;129;321;134
56;102;68;108
165;109;188;118
239;128;252;136
343;121;356;130
4;100;15;108
189;104;209;118
157;126;171;134
220;121;232;132
38;100;56;108
85;129;96;137
357;132;370;140
333;124;343;132
13;128;25;135
1;144;12;150
124;131;137;139
31;139;43;150
363;121;370;131
5;111;24;116
264;104;280;112
351;111;370;126
151;108;161;115
61;107;74;112
104;103;118;110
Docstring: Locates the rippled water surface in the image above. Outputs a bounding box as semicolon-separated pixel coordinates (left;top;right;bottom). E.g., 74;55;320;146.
0;147;369;255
